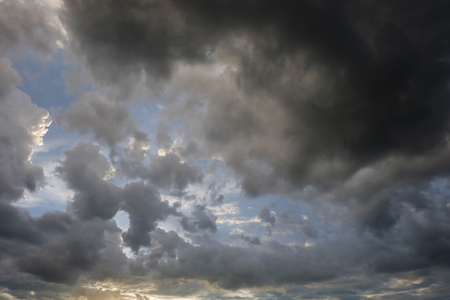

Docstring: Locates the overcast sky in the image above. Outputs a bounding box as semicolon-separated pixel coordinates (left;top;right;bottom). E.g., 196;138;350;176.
1;0;450;299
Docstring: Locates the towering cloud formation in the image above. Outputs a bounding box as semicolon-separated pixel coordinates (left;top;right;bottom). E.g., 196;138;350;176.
56;142;121;220
0;58;51;203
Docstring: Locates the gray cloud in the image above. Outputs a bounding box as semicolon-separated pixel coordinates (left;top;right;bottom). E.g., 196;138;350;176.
180;205;217;234
55;143;180;253
56;91;149;153
226;234;260;246
0;58;21;99
156;121;172;150
146;153;203;193
257;207;276;227
2;0;450;298
121;182;178;253
61;0;213;89
56;0;450;288
119;152;203;195
140;229;345;289
140;190;450;289
147;0;450;232
0;204;125;285
0;0;62;57
0;61;51;202
0;203;42;244
56;142;121;220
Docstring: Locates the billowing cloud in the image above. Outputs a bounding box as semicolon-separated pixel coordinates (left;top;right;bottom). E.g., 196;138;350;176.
0;59;51;203
60;0;450;217
146;153;203;193
0;58;20;99
55;91;149;152
0;203;125;285
56;142;121;220
121;182;178;253
2;0;450;299
0;0;62;56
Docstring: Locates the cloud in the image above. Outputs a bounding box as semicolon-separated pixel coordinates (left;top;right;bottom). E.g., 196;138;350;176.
60;0;207;93
0;59;51;202
0;203;124;285
55;142;186;253
129;0;450;232
55;142;121;220
141;229;345;290
121;182;178;253
55;91;149;152
180;205;217;234
156;121;172;150
0;202;42;244
0;59;20;99
145;153;203;193
3;0;450;298
0;0;62;56
257;207;276;227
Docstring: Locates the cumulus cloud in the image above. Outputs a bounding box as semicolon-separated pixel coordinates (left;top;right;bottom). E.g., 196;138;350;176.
121;182;178;253
118;151;203;195
0;59;51;203
146;153;203;193
0;203;124;285
56;91;149;153
0;58;21;99
55;143;180;253
56;142;121;220
0;0;63;56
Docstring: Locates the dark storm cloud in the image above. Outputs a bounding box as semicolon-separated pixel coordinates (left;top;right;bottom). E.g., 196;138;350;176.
61;0;210;89
118;151;203;194
61;0;450;226
2;0;447;296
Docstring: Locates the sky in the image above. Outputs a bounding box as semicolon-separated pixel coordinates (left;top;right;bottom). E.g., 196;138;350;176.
1;0;450;299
